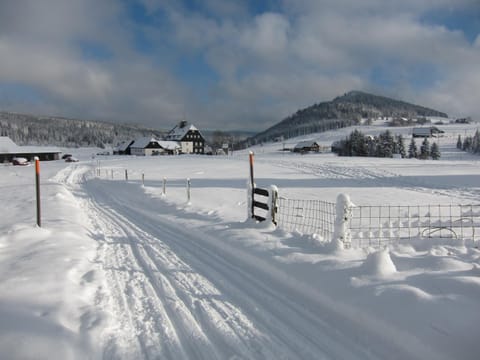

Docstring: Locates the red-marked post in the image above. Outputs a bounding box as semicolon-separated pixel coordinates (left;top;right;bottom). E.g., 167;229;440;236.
35;158;41;227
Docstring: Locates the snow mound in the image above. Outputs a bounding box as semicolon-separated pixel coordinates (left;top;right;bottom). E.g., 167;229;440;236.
361;249;397;277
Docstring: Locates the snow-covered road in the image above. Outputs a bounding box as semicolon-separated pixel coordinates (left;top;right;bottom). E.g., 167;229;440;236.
52;163;451;360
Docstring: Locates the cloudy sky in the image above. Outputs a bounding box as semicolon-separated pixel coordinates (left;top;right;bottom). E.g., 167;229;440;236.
0;0;479;131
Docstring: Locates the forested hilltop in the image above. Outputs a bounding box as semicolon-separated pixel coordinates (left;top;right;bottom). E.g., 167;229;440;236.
0;111;164;147
240;91;448;147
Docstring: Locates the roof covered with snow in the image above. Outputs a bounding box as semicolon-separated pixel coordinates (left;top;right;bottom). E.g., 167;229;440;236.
0;136;20;153
115;140;134;152
157;141;180;150
294;140;319;149
130;137;181;150
130;137;159;149
0;136;60;154
165;122;200;141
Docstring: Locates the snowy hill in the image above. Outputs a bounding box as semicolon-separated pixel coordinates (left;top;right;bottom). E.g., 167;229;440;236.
242;91;449;147
0;111;164;147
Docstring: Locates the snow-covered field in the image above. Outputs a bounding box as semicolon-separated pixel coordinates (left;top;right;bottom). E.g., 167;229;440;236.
1;123;480;359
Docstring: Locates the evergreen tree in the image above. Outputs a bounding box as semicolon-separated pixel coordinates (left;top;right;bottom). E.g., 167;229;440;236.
430;142;440;160
420;137;430;159
349;129;368;156
376;130;394;157
472;130;480;154
396;134;406;158
367;136;377;157
457;135;462;149
408;137;418;158
463;136;472;152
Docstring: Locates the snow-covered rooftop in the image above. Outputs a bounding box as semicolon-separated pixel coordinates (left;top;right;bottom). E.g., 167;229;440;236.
130;137;159;149
114;140;134;152
130;137;180;150
0;136;59;154
165;122;199;141
294;139;319;149
158;141;180;150
0;136;20;153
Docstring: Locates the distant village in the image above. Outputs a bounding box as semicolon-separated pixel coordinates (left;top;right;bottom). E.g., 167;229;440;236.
0;120;225;164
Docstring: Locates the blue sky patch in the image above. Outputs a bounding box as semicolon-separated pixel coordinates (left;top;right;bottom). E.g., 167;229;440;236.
421;7;480;44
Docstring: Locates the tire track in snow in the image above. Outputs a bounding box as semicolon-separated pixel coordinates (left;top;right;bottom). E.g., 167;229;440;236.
56;164;447;360
85;180;284;360
85;193;217;360
54;164;191;359
84;178;439;360
271;159;480;201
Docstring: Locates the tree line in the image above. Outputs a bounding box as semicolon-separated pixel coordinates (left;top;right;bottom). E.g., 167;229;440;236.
456;130;480;154
0;111;163;147
333;129;440;159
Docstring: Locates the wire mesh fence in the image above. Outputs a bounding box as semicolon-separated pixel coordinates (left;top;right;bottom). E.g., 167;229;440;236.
277;197;336;240
349;204;480;247
276;195;480;248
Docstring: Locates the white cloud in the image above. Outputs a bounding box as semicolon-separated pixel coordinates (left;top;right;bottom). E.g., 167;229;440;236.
240;13;290;57
419;62;480;119
475;35;480;48
0;0;479;131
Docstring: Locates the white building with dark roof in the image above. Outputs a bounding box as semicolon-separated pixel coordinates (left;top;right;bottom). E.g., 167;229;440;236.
164;121;205;154
130;137;180;156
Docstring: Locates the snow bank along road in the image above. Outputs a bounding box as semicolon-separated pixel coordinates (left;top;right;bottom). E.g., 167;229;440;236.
54;163;450;360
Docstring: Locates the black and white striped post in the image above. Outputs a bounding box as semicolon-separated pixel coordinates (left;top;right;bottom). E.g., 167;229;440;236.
35;158;41;227
249;152;255;218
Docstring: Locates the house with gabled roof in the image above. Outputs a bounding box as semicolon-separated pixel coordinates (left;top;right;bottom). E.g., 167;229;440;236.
156;141;181;155
164;121;205;154
113;140;134;155
293;140;321;153
129;137;180;156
